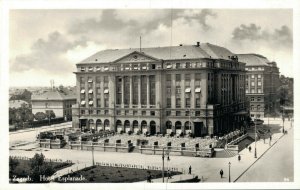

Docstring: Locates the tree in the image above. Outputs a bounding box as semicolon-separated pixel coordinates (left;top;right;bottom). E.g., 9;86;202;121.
9;157;19;178
29;153;54;183
45;110;56;119
35;112;46;121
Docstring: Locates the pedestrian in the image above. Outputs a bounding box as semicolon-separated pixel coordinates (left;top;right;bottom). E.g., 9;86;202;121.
248;146;252;152
238;154;241;162
167;169;171;179
189;165;192;174
220;169;223;178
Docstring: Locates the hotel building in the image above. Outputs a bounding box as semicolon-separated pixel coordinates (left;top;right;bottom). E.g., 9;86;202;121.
72;42;248;136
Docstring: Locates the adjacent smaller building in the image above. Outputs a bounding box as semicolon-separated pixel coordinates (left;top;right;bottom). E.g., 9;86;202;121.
237;54;280;118
32;86;76;120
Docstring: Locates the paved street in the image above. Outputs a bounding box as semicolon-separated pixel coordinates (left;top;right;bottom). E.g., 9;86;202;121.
9;119;293;182
9;122;72;147
237;127;294;182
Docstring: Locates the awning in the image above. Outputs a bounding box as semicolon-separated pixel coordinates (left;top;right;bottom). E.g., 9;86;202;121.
81;101;86;105
88;67;93;71
195;88;201;93
88;89;93;94
88;79;93;83
89;101;93;105
80;89;85;94
104;67;109;71
96;67;101;71
166;65;172;69
104;89;109;94
142;66;147;70
185;88;191;93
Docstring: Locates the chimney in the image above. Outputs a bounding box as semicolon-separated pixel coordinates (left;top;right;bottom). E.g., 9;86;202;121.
179;44;183;46
196;42;200;47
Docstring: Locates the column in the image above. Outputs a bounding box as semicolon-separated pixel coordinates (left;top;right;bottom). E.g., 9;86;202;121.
171;74;176;109
181;73;185;108
201;72;208;106
100;76;104;109
121;76;124;107
129;76;132;108
147;75;150;107
191;73;195;109
138;75;141;108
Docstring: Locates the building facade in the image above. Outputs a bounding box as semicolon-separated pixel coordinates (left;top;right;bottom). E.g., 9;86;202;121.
237;54;280;118
32;87;76;120
72;42;248;136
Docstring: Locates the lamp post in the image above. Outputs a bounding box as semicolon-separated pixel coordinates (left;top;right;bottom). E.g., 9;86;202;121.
162;147;170;183
91;142;95;166
228;162;231;182
282;107;285;134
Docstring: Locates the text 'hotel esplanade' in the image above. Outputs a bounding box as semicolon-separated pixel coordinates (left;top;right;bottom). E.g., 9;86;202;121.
72;42;248;137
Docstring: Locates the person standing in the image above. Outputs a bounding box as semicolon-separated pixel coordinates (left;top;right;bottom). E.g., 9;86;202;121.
188;166;192;174
220;169;224;178
238;154;241;162
248;145;252;152
167;169;171;179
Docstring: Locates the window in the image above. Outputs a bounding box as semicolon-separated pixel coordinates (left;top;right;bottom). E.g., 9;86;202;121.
166;87;171;97
185;74;190;87
258;81;262;86
258;89;262;93
150;111;155;116
176;74;181;81
166;63;172;69
166;111;171;116
251;105;254;110
176;98;181;108
125;110;129;115
251;82;255;86
96;98;101;107
176;111;181;116
166;98;171;108
97;110;101;115
185;62;191;68
195;111;200;116
257;105;261;110
251;89;255;93
116;110;121;115
81;110;85;114
246;89;249;93
258;74;261;78
176;87;181;94
133;111;138;115
176;63;181;69
257;97;261;101
251;97;254;101
104;110;109;115
80;67;85;72
185;98;190;108
151;64;156;69
251;74;255;79
142;111;146;116
185;111;190;116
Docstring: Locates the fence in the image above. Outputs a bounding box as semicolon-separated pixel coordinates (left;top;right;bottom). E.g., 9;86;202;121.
95;162;179;172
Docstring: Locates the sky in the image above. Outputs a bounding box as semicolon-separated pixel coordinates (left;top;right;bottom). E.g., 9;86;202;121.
9;9;293;87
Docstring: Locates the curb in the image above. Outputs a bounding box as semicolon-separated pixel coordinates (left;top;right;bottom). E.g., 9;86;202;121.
233;132;286;182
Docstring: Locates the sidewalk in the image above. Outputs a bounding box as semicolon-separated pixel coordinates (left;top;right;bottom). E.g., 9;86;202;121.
50;162;93;181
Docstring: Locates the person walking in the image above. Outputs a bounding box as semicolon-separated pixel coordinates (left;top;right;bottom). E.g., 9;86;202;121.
248;145;252;152
238;154;241;162
220;169;224;178
188;165;192;174
167;169;171;179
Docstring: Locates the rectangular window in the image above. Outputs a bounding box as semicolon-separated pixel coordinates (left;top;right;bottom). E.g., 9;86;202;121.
185;62;191;68
185;111;190;116
195;111;200;116
141;76;147;105
258;74;262;78
251;74;255;79
166;87;171;97
150;111;155;116
257;97;261;101
251;97;254;101
251;82;255;86
142;111;146;116
132;76;139;105
258;89;262;93
116;110;121;115
185;98;190;108
96;98;101;107
81;110;85;114
166;98;171;108
176;74;181;81
258;81;262;86
133;111;138;115
104;98;109;107
97;110;101;115
251;89;255;93
166;111;171;116
125;110;129;115
176;111;181;116
176;63;181;69
176;87;181;94
185;74;190;87
104;110;109;115
176;98;181;108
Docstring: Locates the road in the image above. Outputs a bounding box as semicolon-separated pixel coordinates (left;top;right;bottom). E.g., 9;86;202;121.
236;127;294;182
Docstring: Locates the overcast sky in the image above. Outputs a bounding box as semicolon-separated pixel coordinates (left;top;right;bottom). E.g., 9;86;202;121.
9;9;293;87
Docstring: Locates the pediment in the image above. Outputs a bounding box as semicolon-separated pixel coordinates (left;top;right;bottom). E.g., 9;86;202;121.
113;51;161;63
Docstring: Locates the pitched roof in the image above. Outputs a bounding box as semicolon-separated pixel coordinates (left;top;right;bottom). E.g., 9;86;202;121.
236;54;270;66
31;88;76;101
79;43;234;64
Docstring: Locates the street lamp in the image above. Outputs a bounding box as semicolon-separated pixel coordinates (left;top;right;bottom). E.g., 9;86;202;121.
91;142;95;166
162;147;170;183
228;162;231;182
282;107;285;134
